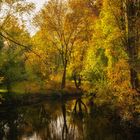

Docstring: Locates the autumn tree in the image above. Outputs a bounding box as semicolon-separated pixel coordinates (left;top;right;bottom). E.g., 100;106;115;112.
0;16;31;92
0;0;34;91
34;0;90;89
67;0;98;89
25;31;52;83
124;0;140;90
105;0;140;90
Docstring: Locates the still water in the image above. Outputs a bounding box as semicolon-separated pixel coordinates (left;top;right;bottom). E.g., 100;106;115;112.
0;97;139;140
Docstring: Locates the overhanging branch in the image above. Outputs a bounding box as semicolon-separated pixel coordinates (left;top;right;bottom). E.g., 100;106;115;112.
0;32;48;65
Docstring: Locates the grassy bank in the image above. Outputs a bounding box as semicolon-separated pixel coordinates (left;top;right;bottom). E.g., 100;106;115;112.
0;80;83;107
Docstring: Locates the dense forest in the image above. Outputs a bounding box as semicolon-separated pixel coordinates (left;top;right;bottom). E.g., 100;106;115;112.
0;0;140;126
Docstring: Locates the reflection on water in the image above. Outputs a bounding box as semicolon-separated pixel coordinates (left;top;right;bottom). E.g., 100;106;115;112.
0;97;138;140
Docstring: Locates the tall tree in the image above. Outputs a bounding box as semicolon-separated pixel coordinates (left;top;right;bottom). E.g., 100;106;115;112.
0;0;37;91
108;0;140;90
125;0;140;90
34;0;89;89
96;0;140;91
0;16;30;92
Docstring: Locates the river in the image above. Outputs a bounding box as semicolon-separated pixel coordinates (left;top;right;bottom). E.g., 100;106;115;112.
0;97;139;140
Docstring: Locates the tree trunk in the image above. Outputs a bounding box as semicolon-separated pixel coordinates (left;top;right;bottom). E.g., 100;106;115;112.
73;74;81;89
61;61;67;89
130;68;139;89
61;102;68;139
126;0;139;90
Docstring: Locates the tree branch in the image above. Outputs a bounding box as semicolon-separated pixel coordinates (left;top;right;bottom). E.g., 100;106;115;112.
0;32;48;65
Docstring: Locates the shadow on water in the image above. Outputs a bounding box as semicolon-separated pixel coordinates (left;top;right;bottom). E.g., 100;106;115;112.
0;96;140;140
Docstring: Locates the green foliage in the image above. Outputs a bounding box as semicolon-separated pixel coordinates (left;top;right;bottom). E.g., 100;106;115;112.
0;15;31;91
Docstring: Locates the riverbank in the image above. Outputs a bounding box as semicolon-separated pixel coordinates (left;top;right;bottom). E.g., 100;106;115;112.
0;88;83;107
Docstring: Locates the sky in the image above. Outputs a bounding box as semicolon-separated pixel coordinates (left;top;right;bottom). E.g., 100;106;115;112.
25;0;48;35
26;0;48;13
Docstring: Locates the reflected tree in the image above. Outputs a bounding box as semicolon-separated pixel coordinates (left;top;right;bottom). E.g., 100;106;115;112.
73;98;87;117
61;100;68;140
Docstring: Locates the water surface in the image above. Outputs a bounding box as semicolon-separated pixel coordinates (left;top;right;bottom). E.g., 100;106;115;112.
0;97;138;140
